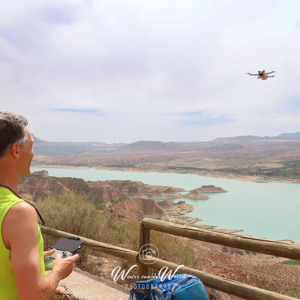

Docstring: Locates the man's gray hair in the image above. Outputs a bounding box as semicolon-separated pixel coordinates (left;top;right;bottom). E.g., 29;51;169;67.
0;111;28;158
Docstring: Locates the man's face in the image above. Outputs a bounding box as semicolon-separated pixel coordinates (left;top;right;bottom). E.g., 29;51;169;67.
18;127;34;176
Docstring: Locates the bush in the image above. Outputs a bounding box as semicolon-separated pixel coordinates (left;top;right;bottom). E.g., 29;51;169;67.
38;193;109;239
37;193;141;271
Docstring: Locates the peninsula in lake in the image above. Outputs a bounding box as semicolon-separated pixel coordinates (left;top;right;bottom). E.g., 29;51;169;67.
19;171;226;226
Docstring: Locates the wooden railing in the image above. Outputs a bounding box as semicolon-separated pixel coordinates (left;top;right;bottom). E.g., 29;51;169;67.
140;218;300;300
41;218;300;300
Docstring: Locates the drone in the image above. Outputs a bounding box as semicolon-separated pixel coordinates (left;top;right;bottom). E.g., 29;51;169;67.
247;70;275;80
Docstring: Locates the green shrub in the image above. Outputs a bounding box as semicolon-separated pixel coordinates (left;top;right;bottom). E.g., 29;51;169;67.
281;259;300;266
37;193;196;278
38;193;108;239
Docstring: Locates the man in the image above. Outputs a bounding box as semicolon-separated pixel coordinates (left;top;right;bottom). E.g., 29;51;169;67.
0;111;79;299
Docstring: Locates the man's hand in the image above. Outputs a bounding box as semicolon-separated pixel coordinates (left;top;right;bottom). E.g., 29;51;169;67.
53;253;80;280
44;249;56;259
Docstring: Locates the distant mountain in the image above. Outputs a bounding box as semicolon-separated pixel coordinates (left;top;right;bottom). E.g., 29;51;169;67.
31;132;300;155
116;141;186;152
31;134;125;155
276;133;300;139
214;135;263;142
214;133;300;142
32;135;48;143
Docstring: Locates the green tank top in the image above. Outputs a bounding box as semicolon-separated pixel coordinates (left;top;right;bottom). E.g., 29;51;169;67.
0;188;45;299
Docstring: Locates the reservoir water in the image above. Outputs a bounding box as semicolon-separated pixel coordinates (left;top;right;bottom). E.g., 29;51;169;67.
31;167;300;243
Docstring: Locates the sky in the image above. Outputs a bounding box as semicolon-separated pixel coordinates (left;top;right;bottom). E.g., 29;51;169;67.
0;0;300;143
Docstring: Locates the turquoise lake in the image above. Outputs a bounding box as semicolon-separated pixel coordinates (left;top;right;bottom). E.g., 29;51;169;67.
31;167;300;243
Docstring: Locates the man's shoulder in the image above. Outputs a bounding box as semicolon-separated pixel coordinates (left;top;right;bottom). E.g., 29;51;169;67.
8;201;36;220
4;202;37;231
2;202;37;249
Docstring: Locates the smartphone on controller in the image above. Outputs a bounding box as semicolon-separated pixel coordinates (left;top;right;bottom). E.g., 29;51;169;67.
44;236;83;270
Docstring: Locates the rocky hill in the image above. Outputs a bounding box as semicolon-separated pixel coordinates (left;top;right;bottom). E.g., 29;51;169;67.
112;198;193;219
192;185;228;193
19;171;201;221
20;172;300;299
88;180;188;200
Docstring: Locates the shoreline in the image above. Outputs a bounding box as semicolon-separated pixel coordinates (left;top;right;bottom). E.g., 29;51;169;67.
31;163;300;185
31;164;299;244
172;216;298;244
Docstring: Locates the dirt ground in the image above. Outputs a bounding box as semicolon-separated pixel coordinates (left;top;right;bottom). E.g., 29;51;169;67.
50;268;130;300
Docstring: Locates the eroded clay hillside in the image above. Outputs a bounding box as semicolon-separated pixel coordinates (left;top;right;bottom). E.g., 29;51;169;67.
19;171;196;221
18;171;300;299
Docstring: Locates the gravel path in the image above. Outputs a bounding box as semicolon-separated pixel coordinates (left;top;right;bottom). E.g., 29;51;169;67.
59;268;130;300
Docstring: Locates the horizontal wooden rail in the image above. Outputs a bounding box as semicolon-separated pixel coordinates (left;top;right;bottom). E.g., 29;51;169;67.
142;218;300;260
42;225;299;300
143;258;297;300
141;218;300;299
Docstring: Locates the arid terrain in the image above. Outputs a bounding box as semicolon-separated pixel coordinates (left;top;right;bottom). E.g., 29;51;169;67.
20;171;225;225
19;171;300;299
24;133;300;298
32;133;300;183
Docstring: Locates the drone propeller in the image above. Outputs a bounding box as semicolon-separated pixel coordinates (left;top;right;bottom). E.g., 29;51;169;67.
265;70;276;75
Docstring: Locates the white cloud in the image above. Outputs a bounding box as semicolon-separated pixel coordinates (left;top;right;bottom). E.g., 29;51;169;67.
0;0;299;142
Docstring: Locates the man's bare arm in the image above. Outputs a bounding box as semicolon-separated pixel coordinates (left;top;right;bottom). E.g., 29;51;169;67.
3;202;78;300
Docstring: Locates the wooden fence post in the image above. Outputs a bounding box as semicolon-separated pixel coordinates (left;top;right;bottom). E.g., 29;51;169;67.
138;221;151;279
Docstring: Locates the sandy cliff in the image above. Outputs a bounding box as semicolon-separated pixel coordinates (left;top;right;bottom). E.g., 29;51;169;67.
19;171;196;220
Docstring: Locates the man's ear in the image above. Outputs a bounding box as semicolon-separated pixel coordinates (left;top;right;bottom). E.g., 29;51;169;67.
10;143;20;159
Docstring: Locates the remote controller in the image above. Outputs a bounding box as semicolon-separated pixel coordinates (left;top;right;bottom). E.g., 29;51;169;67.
44;236;83;271
45;249;73;270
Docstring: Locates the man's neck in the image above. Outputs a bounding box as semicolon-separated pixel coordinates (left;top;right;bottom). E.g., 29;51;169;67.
0;149;23;191
0;169;20;191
